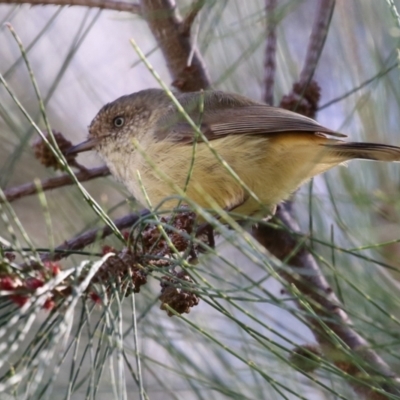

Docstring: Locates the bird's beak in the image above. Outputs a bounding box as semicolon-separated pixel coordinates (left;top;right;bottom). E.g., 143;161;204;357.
67;137;99;155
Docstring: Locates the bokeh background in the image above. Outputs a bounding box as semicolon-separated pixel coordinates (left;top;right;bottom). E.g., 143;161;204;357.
1;1;400;399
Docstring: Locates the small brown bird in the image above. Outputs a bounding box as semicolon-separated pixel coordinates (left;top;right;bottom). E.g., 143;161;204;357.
68;89;400;218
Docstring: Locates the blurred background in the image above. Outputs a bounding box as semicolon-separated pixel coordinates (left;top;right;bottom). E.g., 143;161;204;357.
1;0;400;399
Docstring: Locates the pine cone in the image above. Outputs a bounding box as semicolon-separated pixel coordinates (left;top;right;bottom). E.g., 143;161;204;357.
32;130;76;170
159;271;199;317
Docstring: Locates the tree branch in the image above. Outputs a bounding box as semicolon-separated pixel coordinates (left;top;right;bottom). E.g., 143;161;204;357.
263;0;277;105
3;165;110;203
253;207;400;398
180;0;205;37
40;211;149;264
299;0;335;85
0;0;142;14
140;0;210;91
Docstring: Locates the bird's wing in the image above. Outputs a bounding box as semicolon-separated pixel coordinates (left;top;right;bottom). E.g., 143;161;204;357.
154;90;345;143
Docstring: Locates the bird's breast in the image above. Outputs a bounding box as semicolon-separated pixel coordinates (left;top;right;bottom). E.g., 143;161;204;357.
101;133;339;216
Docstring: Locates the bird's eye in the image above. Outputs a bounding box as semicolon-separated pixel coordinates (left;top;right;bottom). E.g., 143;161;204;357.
113;116;125;128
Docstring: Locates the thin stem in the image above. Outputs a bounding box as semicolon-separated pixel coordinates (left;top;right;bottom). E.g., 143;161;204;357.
0;0;141;14
299;0;335;85
3;166;110;203
263;0;277;105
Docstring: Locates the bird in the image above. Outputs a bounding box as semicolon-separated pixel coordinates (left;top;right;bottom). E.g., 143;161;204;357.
68;88;400;219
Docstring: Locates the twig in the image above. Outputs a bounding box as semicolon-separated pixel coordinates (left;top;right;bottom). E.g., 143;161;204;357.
263;0;277;105
3;165;110;203
385;0;400;29
299;0;335;85
279;0;335;118
42;211;149;261
0;0;142;14
140;0;210;91
180;0;205;37
22;210;149;269
253;207;400;398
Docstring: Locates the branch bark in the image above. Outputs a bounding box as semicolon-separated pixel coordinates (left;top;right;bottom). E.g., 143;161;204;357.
0;0;141;13
253;207;400;398
3;165;110;203
263;0;277;105
180;0;206;37
139;0;210;91
299;0;335;85
40;211;149;264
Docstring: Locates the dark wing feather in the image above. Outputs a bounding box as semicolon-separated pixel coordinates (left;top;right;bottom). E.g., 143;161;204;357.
154;90;345;143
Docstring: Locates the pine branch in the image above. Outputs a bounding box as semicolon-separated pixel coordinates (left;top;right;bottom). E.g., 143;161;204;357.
180;0;206;37
299;0;335;85
263;0;277;105
2;166;110;203
40;211;149;264
0;0;141;14
139;0;210;91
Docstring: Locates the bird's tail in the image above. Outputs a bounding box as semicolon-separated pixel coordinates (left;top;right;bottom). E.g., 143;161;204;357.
323;142;400;162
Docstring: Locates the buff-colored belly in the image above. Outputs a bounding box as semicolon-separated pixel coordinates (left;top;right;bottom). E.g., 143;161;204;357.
114;133;338;217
